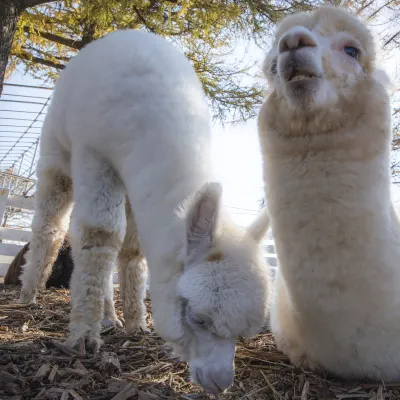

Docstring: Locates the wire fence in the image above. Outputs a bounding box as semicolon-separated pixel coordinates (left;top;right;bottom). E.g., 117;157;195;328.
0;83;52;197
0;83;52;231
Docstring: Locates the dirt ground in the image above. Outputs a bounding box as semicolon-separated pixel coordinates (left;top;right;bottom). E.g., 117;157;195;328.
0;279;397;400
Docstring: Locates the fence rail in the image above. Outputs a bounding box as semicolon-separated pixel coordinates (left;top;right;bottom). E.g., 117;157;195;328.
0;188;278;279
0;188;33;275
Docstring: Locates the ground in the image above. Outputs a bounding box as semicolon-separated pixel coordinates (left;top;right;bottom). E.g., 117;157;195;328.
0;280;397;400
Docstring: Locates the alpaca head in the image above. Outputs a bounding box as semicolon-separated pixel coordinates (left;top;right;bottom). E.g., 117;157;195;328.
171;182;270;394
261;5;390;136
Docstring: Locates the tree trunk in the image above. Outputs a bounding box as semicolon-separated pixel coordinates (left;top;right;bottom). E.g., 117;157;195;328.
0;0;55;96
0;1;22;96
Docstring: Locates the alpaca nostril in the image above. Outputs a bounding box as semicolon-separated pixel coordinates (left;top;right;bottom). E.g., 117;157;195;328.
279;26;317;53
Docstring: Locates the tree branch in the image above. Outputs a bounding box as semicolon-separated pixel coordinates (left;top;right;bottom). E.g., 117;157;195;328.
23;25;83;49
22;0;54;8
22;44;70;61
15;49;65;70
133;6;156;33
384;29;400;47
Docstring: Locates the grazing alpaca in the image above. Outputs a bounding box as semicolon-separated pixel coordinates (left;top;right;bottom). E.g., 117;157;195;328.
258;5;399;381
18;30;271;394
5;234;73;288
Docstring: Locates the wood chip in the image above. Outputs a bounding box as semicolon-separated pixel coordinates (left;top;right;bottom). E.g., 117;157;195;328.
2;282;391;400
100;352;122;376
376;386;384;400
63;367;88;377
297;373;305;393
69;389;84;400
111;382;137;400
107;379;130;393
0;303;35;310
138;391;161;400
300;380;309;400
61;390;70;400
73;359;89;374
50;339;81;356
48;365;59;382
260;370;284;400
33;363;51;381
32;388;46;400
0;371;23;395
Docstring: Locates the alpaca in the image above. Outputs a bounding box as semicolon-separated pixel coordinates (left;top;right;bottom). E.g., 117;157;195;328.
258;5;400;381
18;30;271;394
5;235;73;288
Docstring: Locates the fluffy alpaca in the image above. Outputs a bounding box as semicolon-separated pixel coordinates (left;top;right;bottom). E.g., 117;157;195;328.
258;5;400;381
18;30;271;394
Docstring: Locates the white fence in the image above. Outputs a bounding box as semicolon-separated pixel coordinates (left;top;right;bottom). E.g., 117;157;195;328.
0;188;278;279
0;188;34;276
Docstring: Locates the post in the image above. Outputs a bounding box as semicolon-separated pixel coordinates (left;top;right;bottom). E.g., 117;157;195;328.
25;139;39;194
0;187;9;225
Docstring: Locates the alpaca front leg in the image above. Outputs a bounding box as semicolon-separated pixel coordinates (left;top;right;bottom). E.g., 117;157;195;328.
118;254;148;333
270;272;314;369
102;272;123;328
67;234;120;354
118;199;148;333
65;148;126;354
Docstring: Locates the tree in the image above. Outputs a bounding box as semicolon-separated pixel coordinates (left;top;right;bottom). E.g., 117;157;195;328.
5;0;320;122
0;0;54;94
2;0;398;122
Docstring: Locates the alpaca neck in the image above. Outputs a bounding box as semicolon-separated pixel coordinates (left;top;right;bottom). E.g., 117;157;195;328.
263;110;395;303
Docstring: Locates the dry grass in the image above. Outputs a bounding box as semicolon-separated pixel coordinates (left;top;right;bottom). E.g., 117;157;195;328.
0;279;398;400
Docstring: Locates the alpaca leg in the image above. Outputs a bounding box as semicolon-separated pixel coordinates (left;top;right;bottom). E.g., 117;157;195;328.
66;148;126;354
19;168;73;303
118;199;148;333
270;271;314;368
102;273;123;328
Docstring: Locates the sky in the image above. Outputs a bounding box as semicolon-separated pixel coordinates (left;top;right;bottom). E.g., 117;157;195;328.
2;4;400;231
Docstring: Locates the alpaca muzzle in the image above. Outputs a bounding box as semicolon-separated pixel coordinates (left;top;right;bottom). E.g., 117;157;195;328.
190;339;236;394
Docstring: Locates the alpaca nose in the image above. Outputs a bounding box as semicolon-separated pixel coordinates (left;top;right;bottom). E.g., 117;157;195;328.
279;26;317;53
210;366;235;393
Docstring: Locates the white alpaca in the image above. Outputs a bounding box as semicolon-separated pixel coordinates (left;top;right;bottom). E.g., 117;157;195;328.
18;30;271;394
258;5;400;381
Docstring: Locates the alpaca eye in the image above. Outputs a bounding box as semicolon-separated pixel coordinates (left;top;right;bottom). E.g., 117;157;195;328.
191;316;206;328
271;61;278;75
344;46;360;60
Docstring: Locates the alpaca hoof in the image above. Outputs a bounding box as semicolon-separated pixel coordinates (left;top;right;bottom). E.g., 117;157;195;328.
101;316;123;329
67;323;103;356
65;335;103;356
125;319;148;334
19;289;36;304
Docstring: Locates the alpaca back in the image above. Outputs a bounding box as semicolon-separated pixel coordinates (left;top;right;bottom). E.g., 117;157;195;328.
42;30;214;263
44;30;212;178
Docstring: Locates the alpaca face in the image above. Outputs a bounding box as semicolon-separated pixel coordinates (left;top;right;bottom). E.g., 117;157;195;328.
170;183;270;394
263;6;376;115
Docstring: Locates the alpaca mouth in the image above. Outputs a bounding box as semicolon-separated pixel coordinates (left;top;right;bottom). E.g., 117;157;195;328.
288;70;318;82
290;74;314;82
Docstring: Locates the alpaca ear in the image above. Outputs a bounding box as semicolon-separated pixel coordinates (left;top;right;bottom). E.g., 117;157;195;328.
185;182;222;262
245;208;270;243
